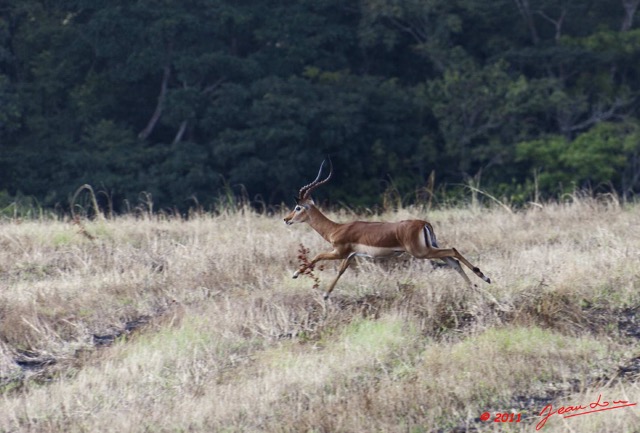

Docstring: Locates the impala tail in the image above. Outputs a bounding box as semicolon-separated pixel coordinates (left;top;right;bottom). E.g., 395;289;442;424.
285;159;491;299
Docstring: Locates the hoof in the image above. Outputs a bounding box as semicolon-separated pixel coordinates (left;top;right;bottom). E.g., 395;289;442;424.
323;293;330;301
292;271;300;279
486;277;492;284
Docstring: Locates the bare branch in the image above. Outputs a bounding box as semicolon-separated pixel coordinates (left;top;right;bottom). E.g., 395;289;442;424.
621;0;640;31
138;65;171;140
172;120;188;145
202;77;225;95
512;0;540;44
536;8;566;41
387;16;426;44
562;98;629;135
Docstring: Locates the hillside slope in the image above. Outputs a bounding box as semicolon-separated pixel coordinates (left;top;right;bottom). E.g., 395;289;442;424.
0;199;638;432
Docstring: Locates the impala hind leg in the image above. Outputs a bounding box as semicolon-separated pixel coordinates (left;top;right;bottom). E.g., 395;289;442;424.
441;258;473;286
422;225;499;306
449;249;491;284
427;247;491;284
422;225;491;284
443;257;503;308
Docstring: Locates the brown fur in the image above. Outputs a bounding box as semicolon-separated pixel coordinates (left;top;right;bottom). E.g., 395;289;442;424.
284;199;491;299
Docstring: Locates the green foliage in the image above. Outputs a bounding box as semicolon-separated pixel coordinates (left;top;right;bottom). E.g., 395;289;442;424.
564;123;629;185
425;59;535;173
0;75;22;133
1;0;640;212
517;135;573;193
562;28;640;60
517;122;640;195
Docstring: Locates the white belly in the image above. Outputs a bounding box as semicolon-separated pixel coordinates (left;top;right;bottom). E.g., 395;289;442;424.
352;244;405;259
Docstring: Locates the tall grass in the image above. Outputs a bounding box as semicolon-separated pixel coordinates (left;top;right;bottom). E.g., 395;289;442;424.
0;197;638;432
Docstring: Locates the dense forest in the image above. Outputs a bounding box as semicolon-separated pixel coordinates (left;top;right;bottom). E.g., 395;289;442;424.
1;0;639;213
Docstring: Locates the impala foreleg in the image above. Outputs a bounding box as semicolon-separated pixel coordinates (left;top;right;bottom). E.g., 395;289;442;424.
292;250;345;279
323;252;357;300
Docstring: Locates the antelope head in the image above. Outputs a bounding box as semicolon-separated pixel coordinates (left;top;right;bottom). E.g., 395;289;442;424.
284;159;332;225
282;156;491;300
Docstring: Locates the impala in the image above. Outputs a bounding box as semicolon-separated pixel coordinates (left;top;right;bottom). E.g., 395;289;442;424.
284;159;491;299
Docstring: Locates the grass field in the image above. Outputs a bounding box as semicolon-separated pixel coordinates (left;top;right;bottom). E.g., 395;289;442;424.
0;197;639;432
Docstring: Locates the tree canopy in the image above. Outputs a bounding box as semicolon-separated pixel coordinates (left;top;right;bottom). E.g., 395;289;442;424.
1;0;639;213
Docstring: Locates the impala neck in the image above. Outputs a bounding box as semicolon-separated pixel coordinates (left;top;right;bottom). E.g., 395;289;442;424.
305;205;340;242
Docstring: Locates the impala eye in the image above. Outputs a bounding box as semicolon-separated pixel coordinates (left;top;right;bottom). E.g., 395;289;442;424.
294;206;302;212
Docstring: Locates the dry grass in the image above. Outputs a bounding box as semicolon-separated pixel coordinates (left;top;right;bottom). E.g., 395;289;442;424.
0;199;639;432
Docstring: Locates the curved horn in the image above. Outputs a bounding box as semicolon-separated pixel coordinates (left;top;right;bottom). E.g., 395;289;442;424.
298;158;333;200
